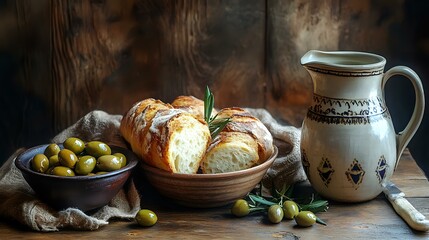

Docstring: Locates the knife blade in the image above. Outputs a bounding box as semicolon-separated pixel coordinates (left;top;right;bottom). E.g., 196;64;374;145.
383;181;429;231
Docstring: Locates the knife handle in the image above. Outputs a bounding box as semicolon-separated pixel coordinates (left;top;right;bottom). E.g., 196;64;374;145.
391;197;429;231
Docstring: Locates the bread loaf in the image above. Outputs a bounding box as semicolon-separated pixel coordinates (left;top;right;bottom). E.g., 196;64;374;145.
201;107;274;174
121;97;274;174
120;99;211;174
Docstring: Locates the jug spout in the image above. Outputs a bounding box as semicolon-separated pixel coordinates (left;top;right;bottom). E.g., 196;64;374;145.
300;50;386;71
300;50;324;67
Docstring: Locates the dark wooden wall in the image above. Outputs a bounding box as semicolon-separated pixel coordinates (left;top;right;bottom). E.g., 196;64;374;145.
1;0;429;176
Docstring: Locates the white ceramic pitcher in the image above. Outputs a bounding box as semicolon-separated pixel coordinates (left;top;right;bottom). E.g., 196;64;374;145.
300;50;425;202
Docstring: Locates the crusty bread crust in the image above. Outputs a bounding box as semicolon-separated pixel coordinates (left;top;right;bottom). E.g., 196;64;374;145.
171;95;218;119
120;99;172;157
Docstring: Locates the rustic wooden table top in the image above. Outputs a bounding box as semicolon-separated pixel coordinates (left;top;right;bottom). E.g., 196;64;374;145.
1;150;428;239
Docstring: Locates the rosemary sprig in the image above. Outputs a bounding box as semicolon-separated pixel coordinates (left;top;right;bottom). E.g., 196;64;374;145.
204;86;231;138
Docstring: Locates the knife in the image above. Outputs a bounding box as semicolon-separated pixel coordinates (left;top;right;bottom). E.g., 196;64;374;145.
383;181;429;231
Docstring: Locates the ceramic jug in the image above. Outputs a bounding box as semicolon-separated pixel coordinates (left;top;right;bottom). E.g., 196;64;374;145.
300;50;425;202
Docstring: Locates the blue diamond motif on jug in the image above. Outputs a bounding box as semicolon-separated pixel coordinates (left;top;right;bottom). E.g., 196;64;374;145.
376;155;388;184
317;157;334;187
301;149;310;178
345;159;365;189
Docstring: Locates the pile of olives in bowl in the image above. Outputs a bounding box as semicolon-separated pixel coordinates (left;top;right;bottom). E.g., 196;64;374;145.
31;137;127;176
15;138;138;211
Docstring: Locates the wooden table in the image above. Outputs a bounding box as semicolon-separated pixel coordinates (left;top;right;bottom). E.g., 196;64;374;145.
1;150;428;239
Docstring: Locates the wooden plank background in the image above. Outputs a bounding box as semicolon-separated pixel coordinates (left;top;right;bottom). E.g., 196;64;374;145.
1;0;428;177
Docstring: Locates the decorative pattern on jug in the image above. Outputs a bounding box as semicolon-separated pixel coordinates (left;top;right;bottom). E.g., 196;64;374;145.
375;155;388;184
301;149;310;178
305;66;384;77
307;94;391;125
345;159;365;189
317;157;335;187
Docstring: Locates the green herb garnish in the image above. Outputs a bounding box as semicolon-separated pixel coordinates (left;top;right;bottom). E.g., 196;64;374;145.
204;86;231;138
241;183;329;225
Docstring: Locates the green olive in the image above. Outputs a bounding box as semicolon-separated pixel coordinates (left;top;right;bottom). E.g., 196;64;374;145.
95;171;108;175
49;155;60;167
31;154;49;173
44;143;61;158
283;200;299;220
75;155;96;175
268;204;284;224
231;199;250;217
63;137;85;155
295;211;317;227
113;152;127;168
96;155;121;172
85;141;111;158
52;166;75;177
58;149;78;168
46;166;56;175
135;209;157;227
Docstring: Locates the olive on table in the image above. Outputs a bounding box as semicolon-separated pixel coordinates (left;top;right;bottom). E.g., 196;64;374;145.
63;137;85;155
75;155;96;175
283;200;299;220
52;166;75;177
44;143;61;158
135;209;157;227
58;149;78;168
295;211;317;227
85;141;111;158
268;204;284;224
231;199;250;217
96;155;121;172
113;152;127;168
31;154;50;173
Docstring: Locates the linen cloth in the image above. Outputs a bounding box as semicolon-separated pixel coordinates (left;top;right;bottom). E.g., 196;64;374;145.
0;109;306;231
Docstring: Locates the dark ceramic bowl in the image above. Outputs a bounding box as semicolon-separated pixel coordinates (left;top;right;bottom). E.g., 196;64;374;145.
15;144;138;212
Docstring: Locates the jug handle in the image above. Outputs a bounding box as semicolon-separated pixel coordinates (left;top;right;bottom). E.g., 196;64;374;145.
382;66;425;169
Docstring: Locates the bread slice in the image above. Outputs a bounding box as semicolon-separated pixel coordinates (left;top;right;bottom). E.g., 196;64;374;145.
201;131;259;174
215;107;274;163
201;107;274;174
146;109;211;173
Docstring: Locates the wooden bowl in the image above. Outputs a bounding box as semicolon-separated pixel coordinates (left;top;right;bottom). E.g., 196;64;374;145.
141;146;278;208
15;144;138;212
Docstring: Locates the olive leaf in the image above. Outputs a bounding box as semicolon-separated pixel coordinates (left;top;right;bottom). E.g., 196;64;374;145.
244;183;329;226
204;86;231;138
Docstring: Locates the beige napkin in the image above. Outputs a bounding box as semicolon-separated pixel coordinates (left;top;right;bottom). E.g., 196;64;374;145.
0;111;140;232
245;108;307;190
0;109;305;232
